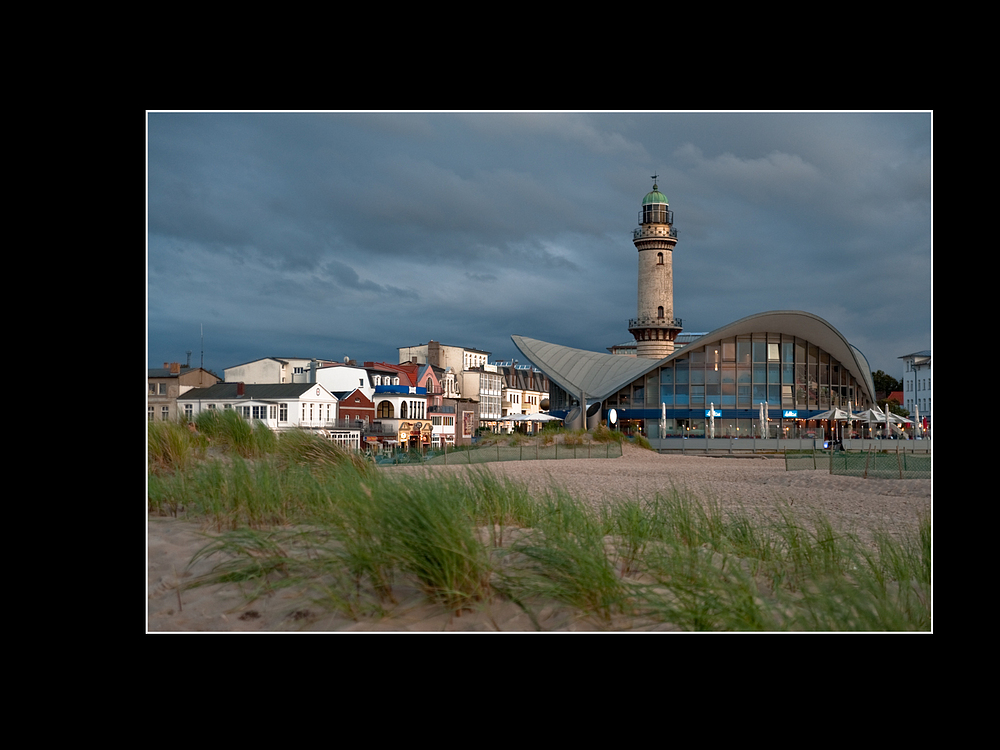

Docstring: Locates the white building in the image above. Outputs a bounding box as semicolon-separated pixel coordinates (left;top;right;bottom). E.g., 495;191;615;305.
398;341;491;375
224;357;338;384
900;350;931;428
177;382;361;448
313;363;374;401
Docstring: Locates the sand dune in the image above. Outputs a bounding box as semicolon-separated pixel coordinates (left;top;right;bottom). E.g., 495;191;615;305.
148;444;930;632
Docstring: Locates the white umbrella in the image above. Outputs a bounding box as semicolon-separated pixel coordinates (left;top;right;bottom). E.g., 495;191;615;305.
661;402;666;439
759;402;767;439
915;404;921;438
524;412;561;422
709;402;715;439
811;407;852;421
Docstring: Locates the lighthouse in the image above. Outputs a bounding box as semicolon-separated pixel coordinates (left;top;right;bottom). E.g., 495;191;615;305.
628;177;682;358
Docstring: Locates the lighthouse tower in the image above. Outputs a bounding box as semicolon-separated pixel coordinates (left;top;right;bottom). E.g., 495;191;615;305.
628;177;682;359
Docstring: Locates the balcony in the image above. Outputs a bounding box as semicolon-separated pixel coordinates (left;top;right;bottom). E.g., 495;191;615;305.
374;385;427;395
629;317;683;330
633;225;678;239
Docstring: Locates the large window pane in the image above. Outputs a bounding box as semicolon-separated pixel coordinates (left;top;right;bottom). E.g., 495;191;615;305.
738;385;751;407
737;339;751;364
782;341;795;363
722;381;736;406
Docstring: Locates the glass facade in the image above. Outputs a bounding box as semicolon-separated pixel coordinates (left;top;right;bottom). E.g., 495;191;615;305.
645;334;862;412
596;333;869;438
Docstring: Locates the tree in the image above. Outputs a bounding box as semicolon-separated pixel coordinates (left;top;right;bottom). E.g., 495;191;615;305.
871;370;901;399
880;397;909;418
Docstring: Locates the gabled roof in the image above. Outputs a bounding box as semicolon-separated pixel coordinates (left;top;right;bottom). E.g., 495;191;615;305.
178;383;336;401
332;388;373;404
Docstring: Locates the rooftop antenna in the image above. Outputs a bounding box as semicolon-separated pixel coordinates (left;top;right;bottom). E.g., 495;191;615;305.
200;324;204;369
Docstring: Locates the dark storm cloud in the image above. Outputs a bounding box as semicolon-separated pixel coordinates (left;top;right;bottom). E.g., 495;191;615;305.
147;112;931;378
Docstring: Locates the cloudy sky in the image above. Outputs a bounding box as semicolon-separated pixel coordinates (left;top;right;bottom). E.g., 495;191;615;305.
147;112;931;379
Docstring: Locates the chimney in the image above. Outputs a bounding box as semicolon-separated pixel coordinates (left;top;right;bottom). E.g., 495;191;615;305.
237;382;245;397
170;362;181;374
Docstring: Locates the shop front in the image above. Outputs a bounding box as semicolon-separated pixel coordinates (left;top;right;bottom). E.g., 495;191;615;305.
398;420;433;453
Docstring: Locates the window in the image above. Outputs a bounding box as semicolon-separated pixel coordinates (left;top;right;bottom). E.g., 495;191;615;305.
400;401;408;419
149;383;156;395
280;403;288;421
657;306;664;319
148;405;154;421
184;404;193;420
161;406;170;421
657;252;664;265
159;383;167;395
377;401;394;419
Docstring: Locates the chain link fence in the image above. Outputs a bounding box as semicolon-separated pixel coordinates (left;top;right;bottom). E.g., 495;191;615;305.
786;449;930;479
378;441;624;466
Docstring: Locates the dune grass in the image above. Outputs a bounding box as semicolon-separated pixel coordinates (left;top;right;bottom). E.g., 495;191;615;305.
150;428;930;631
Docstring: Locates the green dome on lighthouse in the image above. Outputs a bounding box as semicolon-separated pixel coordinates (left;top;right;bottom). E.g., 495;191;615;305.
642;181;668;205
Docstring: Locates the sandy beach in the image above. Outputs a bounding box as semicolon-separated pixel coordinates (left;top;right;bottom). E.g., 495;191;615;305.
147;444;931;632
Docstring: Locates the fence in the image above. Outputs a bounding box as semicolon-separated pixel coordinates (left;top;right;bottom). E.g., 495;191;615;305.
377;441;624;466
786;447;931;479
652;436;931;455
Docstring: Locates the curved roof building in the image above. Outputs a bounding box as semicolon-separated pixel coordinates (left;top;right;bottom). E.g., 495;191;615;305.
513;309;875;434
